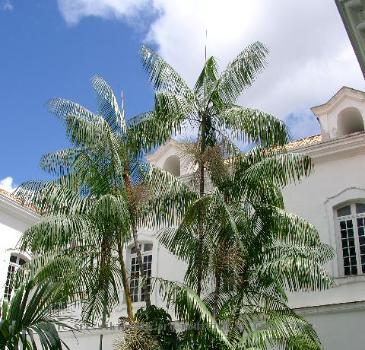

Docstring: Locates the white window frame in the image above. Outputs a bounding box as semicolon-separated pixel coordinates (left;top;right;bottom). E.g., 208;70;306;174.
4;253;28;301
129;242;153;303
336;202;365;276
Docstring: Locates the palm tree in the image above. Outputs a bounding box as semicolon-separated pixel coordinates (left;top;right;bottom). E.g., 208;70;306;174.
17;181;133;324
15;75;195;347
0;278;72;350
157;145;334;349
157;279;324;350
115;305;178;350
135;42;289;296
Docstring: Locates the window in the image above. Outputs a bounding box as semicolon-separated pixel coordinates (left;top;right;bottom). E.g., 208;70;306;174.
337;203;365;276
337;107;364;137
4;253;27;300
129;243;153;302
163;155;180;176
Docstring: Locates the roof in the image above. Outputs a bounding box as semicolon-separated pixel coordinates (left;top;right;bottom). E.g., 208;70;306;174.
0;188;38;214
311;86;365;116
284;134;322;151
335;0;365;79
146;138;181;163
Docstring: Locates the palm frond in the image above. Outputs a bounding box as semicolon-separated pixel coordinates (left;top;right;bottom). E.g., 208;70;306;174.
140;45;193;97
48;98;95;121
91;75;126;134
157;278;232;349
217;42;268;104
220;106;288;146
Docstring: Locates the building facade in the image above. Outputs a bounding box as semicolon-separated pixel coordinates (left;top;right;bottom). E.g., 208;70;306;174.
336;0;365;78
2;87;365;348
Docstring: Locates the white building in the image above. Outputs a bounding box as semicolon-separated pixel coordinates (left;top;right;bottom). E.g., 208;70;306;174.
2;86;365;349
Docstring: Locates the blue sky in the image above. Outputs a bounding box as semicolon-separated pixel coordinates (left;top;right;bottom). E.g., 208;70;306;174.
0;1;156;187
0;0;363;190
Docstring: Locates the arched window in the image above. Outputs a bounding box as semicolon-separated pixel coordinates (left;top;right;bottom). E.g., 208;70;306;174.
336;202;365;276
163;155;180;176
4;253;28;300
129;243;153;302
337;107;364;137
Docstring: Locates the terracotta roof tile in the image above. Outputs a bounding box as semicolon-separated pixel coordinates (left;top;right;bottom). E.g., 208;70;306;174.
0;188;38;213
284;134;322;151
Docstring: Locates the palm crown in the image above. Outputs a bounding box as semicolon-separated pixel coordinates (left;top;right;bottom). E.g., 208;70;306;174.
15;76;193;328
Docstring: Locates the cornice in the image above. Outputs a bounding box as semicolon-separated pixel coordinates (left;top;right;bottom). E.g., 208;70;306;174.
146;139;180;163
311;86;365;116
290;132;365;159
295;300;365;316
0;194;39;224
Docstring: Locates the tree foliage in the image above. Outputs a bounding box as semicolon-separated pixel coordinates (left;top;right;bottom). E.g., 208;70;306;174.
0;278;72;350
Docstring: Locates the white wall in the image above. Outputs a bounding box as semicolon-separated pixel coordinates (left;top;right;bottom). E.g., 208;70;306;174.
302;304;365;350
0;195;38;297
283;144;365;309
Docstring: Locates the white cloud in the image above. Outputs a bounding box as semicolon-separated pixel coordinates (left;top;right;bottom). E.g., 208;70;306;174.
57;0;365;138
57;0;149;25
1;0;14;11
0;177;16;193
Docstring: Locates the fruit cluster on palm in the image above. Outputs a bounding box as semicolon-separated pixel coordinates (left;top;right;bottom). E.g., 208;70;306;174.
9;41;334;350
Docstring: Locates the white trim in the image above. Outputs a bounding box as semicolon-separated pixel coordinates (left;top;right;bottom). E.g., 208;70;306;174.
311;86;365;115
146;139;179;163
295;300;365;316
127;240;154;303
0;193;39;224
290;132;365;159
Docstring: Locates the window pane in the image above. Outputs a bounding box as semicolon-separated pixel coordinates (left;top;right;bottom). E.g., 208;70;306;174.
144;243;153;252
357;216;365;275
10;255;17;263
130;251;152;303
340;219;358;276
356;203;365;214
337;206;351;217
19;258;26;266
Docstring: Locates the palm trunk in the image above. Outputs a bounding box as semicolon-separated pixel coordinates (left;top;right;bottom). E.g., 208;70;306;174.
99;235;111;350
196;113;207;297
99;334;104;350
228;289;244;341
123;167;151;307
213;269;221;318
117;241;134;322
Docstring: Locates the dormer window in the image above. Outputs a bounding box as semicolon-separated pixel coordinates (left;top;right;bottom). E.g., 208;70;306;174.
311;87;365;140
337;107;364;137
163;155;180;176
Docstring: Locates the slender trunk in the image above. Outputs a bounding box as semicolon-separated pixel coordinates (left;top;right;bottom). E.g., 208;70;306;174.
99;334;103;350
213;269;221;318
117;241;134;322
196;113;207;297
123;168;151;307
99;235;111;350
21;330;26;350
228;290;244;341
